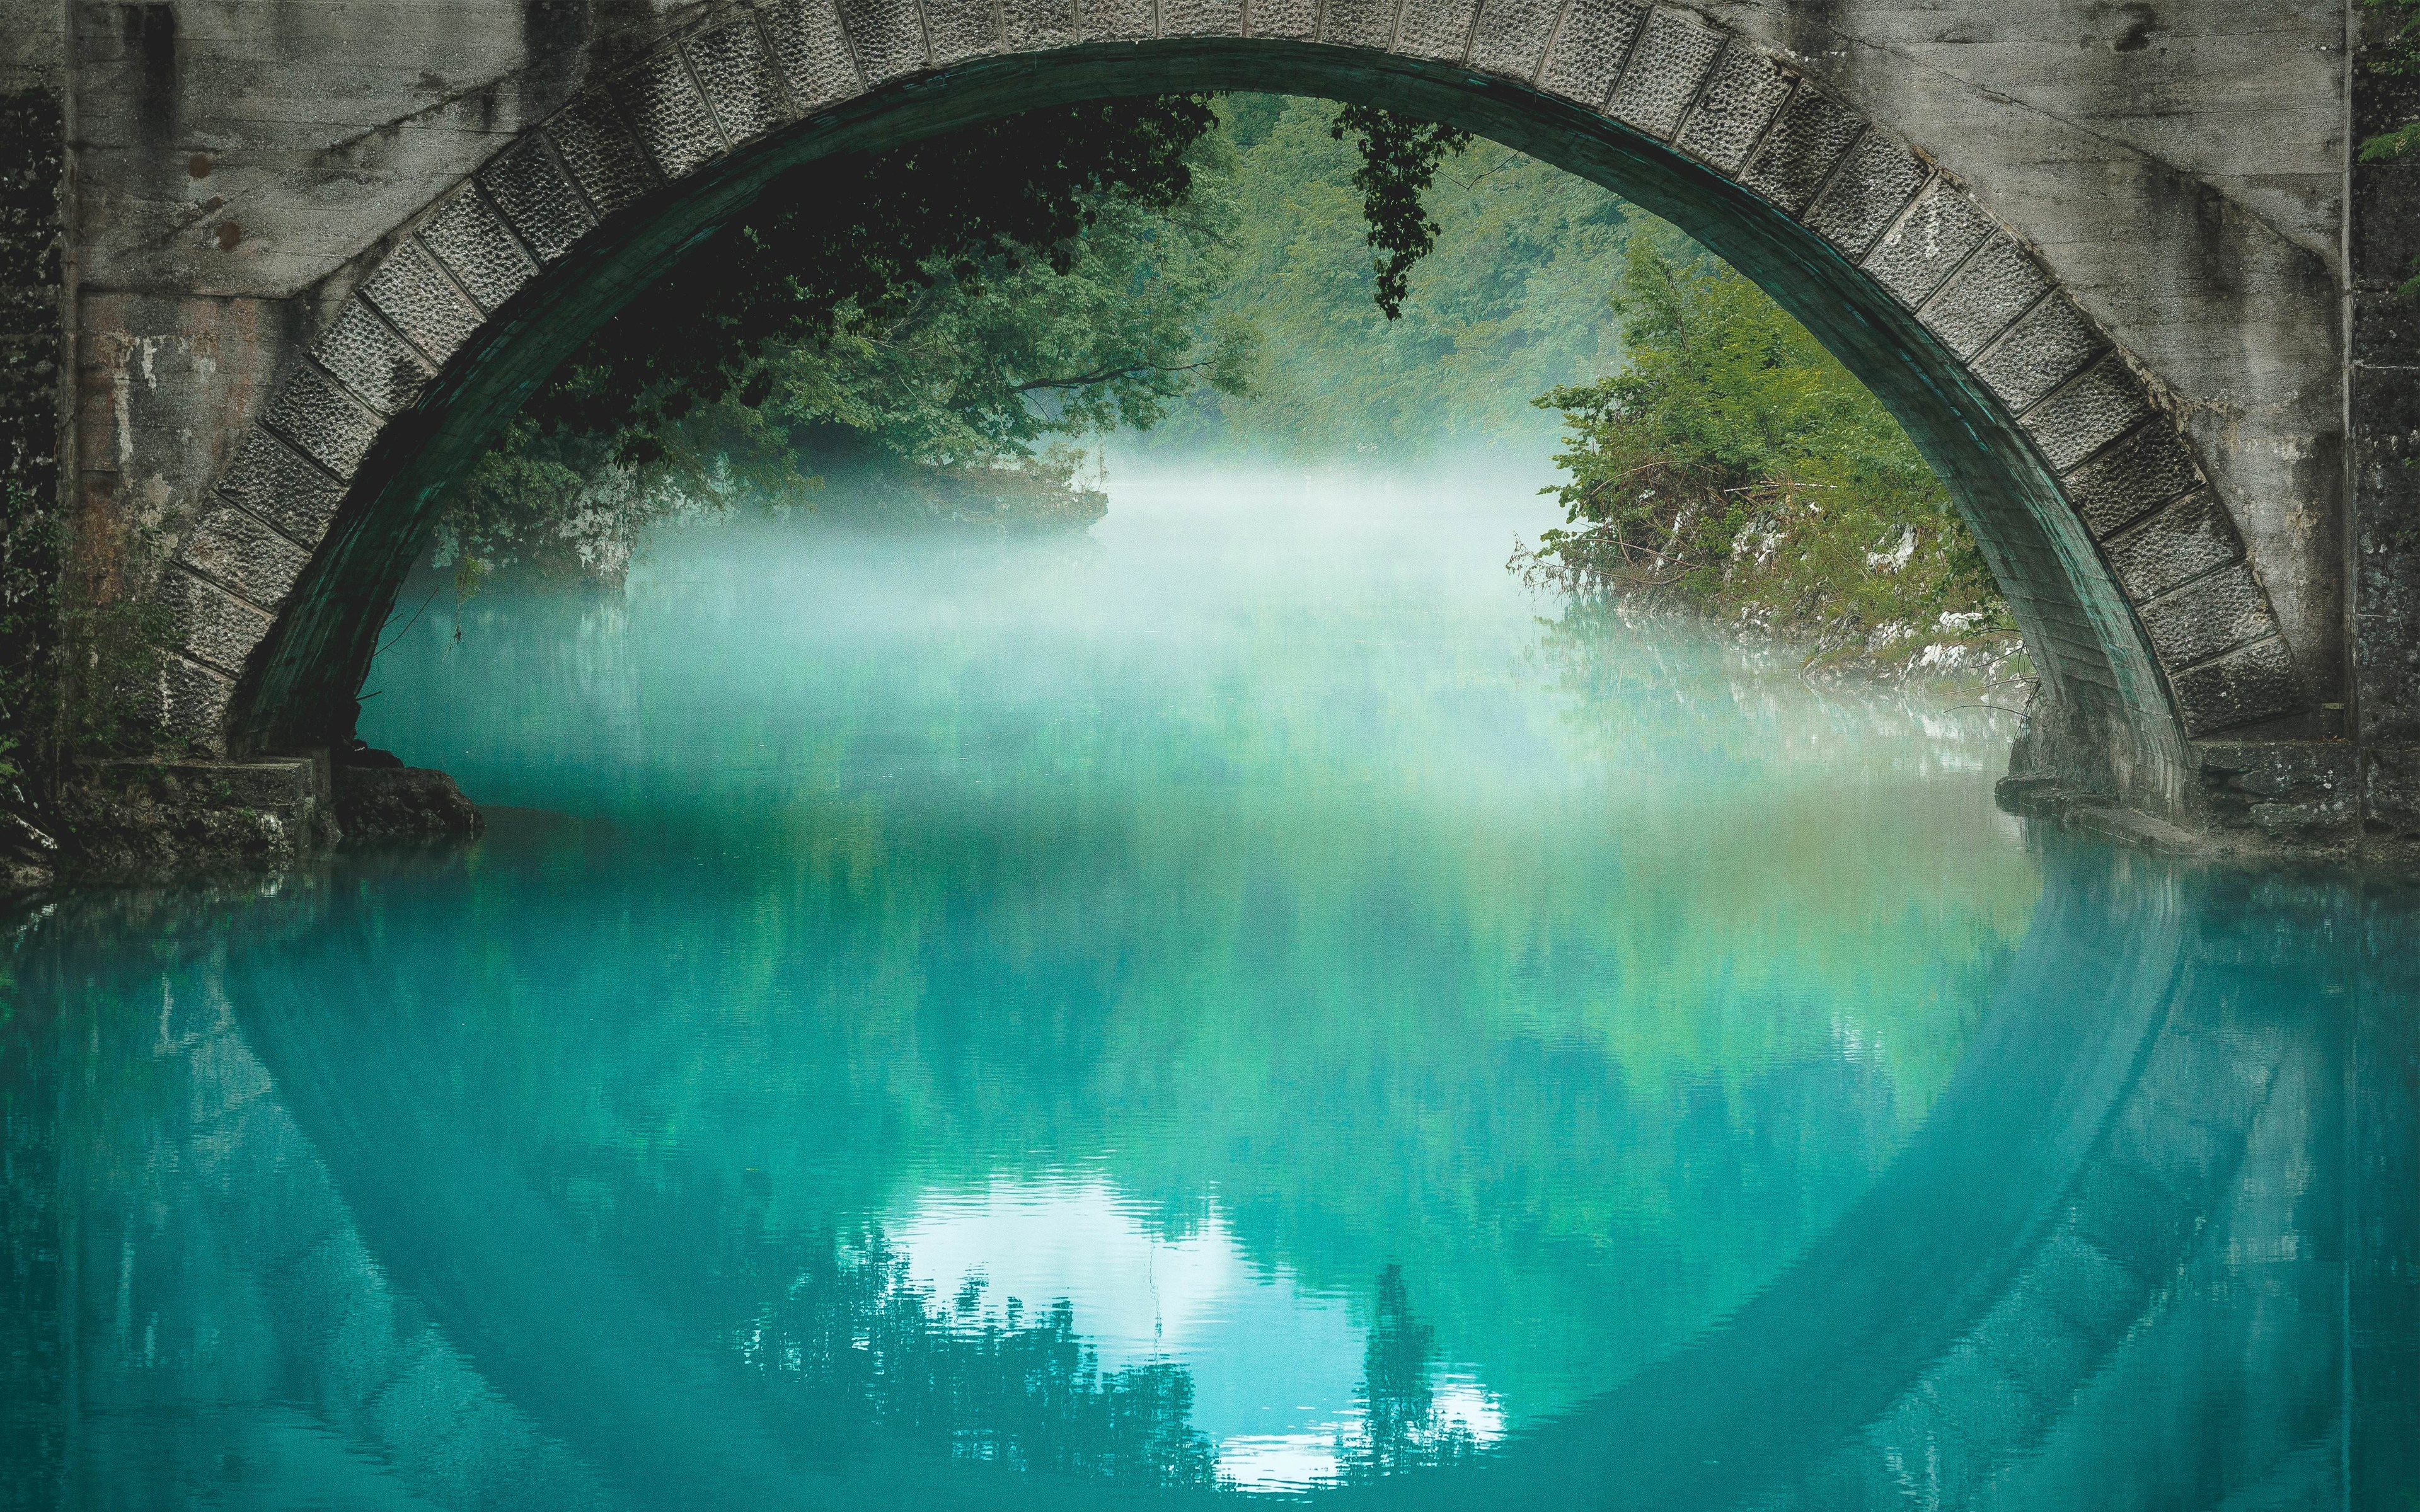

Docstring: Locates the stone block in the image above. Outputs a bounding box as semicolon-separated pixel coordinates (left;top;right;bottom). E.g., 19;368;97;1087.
263;362;383;478
215;428;346;546
1918;234;2050;360
1973;292;2104;415
1536;0;1646;108
2172;635;2303;735
178;499;310;606
310;299;433;417
2022;356;2155;472
2353;288;2420;363
1076;0;1154;38
545;93;659;219
613;47;727;178
2062;420;2203;538
1739;88;1865;216
478;137;596;264
1247;0;1318;38
154;653;235;753
1608;10;1722;140
419;188;537;315
2353;364;2420;747
1861;179;1993;309
921;0;1003;63
1802;130;1928;261
1468;0;1564;79
360;240;485;367
1397;0;1480;60
839;0;930;72
759;1;866;113
2367;745;2420;833
2138;563;2274;669
683;18;793;144
1162;0;1246;35
161;563;275;678
1323;0;1401;47
2105;489;2245;602
1671;42;1791;174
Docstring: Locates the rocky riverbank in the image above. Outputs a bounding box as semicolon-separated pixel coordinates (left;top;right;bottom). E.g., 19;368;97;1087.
0;751;481;898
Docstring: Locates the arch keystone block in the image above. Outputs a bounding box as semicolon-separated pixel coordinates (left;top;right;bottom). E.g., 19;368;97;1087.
1247;0;1318;40
1163;0;1247;35
1398;0;1484;61
1323;0;1403;49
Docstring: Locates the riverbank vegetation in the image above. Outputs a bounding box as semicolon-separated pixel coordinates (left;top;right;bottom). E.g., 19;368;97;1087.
428;92;2019;692
1514;229;2024;689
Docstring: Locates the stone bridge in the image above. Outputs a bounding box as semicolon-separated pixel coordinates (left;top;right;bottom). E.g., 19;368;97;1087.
3;0;2416;847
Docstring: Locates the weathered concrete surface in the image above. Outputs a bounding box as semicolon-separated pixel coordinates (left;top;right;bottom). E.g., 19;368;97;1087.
8;0;2416;854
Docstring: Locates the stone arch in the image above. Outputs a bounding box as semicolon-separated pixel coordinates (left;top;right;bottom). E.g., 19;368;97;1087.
149;0;2306;816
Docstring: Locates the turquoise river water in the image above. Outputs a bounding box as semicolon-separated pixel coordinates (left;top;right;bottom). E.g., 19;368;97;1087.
3;471;2414;1509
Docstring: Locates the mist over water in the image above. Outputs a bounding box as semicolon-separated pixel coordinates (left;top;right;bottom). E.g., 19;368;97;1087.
7;467;2411;1509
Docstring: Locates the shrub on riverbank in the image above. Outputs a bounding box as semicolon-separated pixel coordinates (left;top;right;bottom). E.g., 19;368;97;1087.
1518;232;2026;691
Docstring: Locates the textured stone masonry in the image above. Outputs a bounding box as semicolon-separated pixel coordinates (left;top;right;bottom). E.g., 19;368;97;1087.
35;0;2343;838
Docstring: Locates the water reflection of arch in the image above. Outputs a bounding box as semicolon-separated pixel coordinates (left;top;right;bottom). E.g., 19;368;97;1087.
221;840;2325;1509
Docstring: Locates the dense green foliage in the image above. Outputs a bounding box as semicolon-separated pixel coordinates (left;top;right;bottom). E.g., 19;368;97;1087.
1327;105;1474;320
1520;231;2015;668
1146;95;1632;458
439;98;1249;583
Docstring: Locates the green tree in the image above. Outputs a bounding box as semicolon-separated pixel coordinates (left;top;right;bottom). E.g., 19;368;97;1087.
1521;230;2011;665
1142;95;1634;459
437;97;1248;585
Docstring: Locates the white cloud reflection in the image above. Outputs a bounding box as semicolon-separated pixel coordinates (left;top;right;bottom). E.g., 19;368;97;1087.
887;1173;1504;1491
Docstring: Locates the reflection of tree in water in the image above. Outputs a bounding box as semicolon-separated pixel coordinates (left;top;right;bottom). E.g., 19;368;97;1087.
725;1231;1477;1492
732;1225;1221;1490
1338;1264;1480;1482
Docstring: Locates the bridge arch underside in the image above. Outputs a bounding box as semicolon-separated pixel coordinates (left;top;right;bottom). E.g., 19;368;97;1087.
154;7;2311;815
